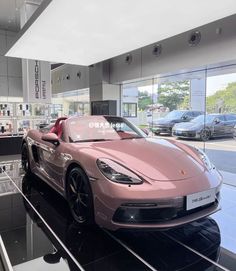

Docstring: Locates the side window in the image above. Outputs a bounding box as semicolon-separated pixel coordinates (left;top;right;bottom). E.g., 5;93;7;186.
225;115;236;121
123;103;137;118
218;115;225;121
185;112;193;118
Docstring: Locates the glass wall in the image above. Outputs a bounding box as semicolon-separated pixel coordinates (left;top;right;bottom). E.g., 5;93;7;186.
122;63;236;187
52;88;90;118
205;69;236;186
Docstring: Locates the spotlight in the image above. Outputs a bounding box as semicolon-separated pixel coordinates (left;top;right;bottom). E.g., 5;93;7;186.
125;54;132;64
152;44;162;56
77;71;81;78
188;31;201;46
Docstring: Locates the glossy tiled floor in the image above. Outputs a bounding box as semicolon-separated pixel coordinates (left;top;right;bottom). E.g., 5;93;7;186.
0;158;236;271
0;257;4;271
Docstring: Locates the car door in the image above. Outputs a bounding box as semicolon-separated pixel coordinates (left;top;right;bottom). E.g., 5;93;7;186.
212;115;226;136
38;124;68;188
224;114;236;135
193;111;202;118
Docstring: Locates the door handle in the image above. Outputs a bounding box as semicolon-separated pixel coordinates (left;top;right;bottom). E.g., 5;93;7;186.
46;147;55;154
61;153;72;160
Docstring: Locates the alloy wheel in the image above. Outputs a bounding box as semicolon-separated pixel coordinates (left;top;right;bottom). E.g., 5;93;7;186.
67;168;93;224
200;129;210;141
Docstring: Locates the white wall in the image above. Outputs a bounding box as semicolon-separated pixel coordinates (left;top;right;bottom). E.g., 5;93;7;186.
51;64;89;94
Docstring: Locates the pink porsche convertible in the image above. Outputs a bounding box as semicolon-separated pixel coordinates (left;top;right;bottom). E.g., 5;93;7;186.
21;116;222;230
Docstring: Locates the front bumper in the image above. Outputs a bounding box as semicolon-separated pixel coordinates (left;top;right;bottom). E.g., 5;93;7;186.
91;169;222;231
150;125;172;134
112;201;220;230
172;129;199;138
113;193;220;225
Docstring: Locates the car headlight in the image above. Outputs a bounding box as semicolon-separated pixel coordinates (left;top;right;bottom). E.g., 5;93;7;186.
97;158;143;184
194;147;213;170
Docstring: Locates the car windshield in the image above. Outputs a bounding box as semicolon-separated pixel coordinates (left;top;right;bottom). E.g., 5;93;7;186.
191;115;216;124
67;116;146;142
164;110;186;120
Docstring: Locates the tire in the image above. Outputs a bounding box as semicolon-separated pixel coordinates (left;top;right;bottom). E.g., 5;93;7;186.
21;143;31;174
66;167;94;226
200;129;211;141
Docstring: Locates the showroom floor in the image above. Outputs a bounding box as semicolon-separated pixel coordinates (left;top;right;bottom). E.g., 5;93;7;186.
0;157;235;271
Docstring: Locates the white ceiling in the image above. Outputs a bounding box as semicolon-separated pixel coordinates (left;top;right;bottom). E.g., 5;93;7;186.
5;0;236;65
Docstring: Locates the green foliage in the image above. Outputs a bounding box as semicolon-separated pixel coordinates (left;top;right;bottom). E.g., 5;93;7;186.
158;80;190;111
138;91;152;110
138;81;190;111
137;80;236;113
180;95;190;109
206;82;236;113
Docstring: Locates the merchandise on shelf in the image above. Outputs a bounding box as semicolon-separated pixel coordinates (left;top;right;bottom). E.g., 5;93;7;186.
0;102;53;137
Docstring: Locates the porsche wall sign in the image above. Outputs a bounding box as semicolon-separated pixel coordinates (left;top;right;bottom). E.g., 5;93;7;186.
22;59;51;103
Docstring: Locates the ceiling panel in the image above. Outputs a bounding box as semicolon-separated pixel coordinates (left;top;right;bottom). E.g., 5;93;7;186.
5;0;236;65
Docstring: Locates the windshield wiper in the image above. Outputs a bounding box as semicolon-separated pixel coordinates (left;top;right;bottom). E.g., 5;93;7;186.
74;139;114;143
121;136;144;140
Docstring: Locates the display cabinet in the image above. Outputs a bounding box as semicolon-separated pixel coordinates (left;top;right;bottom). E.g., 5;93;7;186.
0;102;63;155
0;102;52;137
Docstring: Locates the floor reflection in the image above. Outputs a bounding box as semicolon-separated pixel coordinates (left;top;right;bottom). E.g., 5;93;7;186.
20;173;224;271
0;159;235;270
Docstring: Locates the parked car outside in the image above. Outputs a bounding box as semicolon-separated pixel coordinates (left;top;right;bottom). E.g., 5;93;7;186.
22;115;222;230
172;113;236;141
233;124;236;139
149;110;203;135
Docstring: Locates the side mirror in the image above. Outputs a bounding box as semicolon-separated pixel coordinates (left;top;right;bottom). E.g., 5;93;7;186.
214;118;220;124
42;133;60;145
182;115;188;120
141;128;149;135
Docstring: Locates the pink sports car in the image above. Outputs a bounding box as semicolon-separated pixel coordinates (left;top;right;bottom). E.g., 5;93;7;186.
21;116;222;230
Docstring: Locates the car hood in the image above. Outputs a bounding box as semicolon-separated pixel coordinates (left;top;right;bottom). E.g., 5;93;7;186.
152;118;175;125
74;138;205;182
174;122;202;130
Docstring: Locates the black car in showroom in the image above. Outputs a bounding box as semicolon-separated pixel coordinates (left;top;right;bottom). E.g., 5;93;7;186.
172;113;236;141
149;110;203;135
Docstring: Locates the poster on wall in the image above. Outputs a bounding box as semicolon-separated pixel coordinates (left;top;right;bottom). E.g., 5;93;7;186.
22;59;51;103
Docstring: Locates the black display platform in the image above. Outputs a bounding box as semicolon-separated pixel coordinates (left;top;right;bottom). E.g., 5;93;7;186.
0;136;22;155
1;160;236;271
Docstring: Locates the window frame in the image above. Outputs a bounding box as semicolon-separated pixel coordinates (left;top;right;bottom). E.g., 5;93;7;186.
123;103;137;118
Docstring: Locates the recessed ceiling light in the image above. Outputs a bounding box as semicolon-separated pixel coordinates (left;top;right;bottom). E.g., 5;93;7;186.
5;0;236;66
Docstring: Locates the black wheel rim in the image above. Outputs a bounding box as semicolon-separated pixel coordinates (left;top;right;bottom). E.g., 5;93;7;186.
22;146;28;172
201;130;210;141
68;170;90;223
